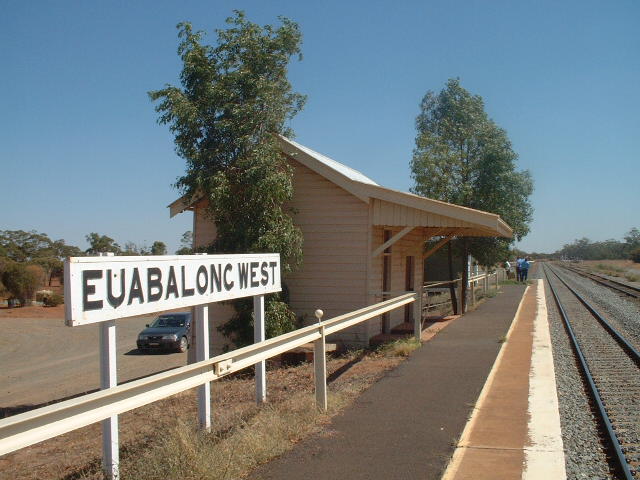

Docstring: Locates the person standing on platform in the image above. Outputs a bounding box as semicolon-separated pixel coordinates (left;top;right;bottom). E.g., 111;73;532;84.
516;257;524;281
520;258;530;282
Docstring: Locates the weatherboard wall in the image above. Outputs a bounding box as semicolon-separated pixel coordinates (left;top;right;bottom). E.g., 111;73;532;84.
284;156;371;348
190;156;374;352
367;226;425;339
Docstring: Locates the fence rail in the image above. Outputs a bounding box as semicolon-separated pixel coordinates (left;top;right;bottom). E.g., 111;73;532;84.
0;293;415;458
422;268;506;316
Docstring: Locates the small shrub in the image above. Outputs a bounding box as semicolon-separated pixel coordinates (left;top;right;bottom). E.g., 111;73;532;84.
594;263;625;276
624;273;640;283
378;337;421;357
1;263;41;305
44;293;64;306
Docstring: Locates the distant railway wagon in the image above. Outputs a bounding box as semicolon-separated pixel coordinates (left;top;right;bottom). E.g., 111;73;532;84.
169;137;512;353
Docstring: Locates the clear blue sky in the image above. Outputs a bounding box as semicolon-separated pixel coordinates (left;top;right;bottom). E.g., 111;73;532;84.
2;0;638;254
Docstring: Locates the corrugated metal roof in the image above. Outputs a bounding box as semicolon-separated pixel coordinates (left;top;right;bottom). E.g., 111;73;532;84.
280;137;379;186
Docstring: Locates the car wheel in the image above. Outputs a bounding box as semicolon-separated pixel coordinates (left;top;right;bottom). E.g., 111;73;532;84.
177;336;188;353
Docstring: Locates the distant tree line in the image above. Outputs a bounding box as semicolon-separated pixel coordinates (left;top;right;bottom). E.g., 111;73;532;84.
0;230;193;306
521;228;640;262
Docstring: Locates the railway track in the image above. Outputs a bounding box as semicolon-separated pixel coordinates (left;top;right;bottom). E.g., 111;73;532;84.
544;263;640;479
557;263;640;299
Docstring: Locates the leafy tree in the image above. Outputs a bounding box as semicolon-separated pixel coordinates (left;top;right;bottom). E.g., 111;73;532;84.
557;236;628;260
150;11;305;345
624;227;640;256
2;262;42;305
121;241;147;256
85;233;121;255
410;78;533;308
176;231;194;255
151;241;167;255
0;231;82;284
0;230;54;262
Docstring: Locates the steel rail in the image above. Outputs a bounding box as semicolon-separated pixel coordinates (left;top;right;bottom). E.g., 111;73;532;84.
544;264;635;480
559;264;640;299
548;265;640;364
0;293;415;456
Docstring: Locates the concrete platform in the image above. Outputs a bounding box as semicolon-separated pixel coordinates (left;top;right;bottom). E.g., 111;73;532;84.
442;279;565;479
249;283;548;480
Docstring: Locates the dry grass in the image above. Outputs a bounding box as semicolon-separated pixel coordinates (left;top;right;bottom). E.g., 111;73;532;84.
580;260;640;284
2;346;415;480
377;337;421;357
119;392;338;480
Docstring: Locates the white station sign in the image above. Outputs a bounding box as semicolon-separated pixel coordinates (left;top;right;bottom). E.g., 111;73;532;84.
64;253;281;326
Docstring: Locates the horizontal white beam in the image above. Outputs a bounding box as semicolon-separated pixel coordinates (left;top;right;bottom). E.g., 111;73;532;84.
0;293;415;456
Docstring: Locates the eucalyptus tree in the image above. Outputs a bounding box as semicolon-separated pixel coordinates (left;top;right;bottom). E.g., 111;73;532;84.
150;11;305;345
85;233;121;255
411;78;533;308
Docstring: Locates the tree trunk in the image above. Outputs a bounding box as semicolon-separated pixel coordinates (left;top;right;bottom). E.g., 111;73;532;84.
447;242;458;315
461;238;469;313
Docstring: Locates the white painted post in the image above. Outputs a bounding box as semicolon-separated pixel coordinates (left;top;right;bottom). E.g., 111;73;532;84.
195;304;211;430
100;320;118;479
254;295;266;404
313;309;327;411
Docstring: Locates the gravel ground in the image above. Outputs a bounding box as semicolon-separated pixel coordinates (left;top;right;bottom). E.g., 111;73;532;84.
553;264;640;352
533;265;614;480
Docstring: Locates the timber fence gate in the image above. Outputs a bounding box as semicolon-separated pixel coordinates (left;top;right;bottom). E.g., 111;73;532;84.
0;292;415;478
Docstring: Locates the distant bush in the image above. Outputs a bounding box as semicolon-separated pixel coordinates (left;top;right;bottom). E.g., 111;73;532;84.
1;263;41;305
44;293;63;307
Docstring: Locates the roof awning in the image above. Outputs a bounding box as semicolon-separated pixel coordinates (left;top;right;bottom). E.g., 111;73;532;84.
169;137;513;240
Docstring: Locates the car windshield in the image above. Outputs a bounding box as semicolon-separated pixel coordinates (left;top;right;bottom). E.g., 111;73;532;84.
150;315;186;328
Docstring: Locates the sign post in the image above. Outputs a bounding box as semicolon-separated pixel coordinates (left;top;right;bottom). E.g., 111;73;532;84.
64;253;282;479
254;295;266;404
195;304;211;430
100;319;118;479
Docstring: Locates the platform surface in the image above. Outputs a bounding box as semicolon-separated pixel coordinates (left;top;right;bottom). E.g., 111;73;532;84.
250;284;529;480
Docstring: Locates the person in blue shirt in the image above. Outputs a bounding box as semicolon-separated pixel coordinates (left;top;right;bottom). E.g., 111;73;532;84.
516;257;524;281
520;258;530;282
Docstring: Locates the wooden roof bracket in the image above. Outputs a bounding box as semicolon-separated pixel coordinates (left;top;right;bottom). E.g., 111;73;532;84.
370;226;414;258
422;235;454;260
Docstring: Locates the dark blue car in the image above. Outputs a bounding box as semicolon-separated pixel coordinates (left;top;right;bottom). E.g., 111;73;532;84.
136;312;191;353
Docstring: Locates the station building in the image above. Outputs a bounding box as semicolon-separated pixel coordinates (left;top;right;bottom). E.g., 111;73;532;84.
169;137;512;352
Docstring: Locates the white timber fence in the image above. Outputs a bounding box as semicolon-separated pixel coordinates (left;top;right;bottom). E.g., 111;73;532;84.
467;268;505;307
422;268;506;316
0;292;415;476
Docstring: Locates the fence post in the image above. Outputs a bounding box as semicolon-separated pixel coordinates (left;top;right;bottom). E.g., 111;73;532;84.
413;292;421;341
254;295;266;404
195;304;211;430
313;309;327;411
100;320;118;480
471;278;476;306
